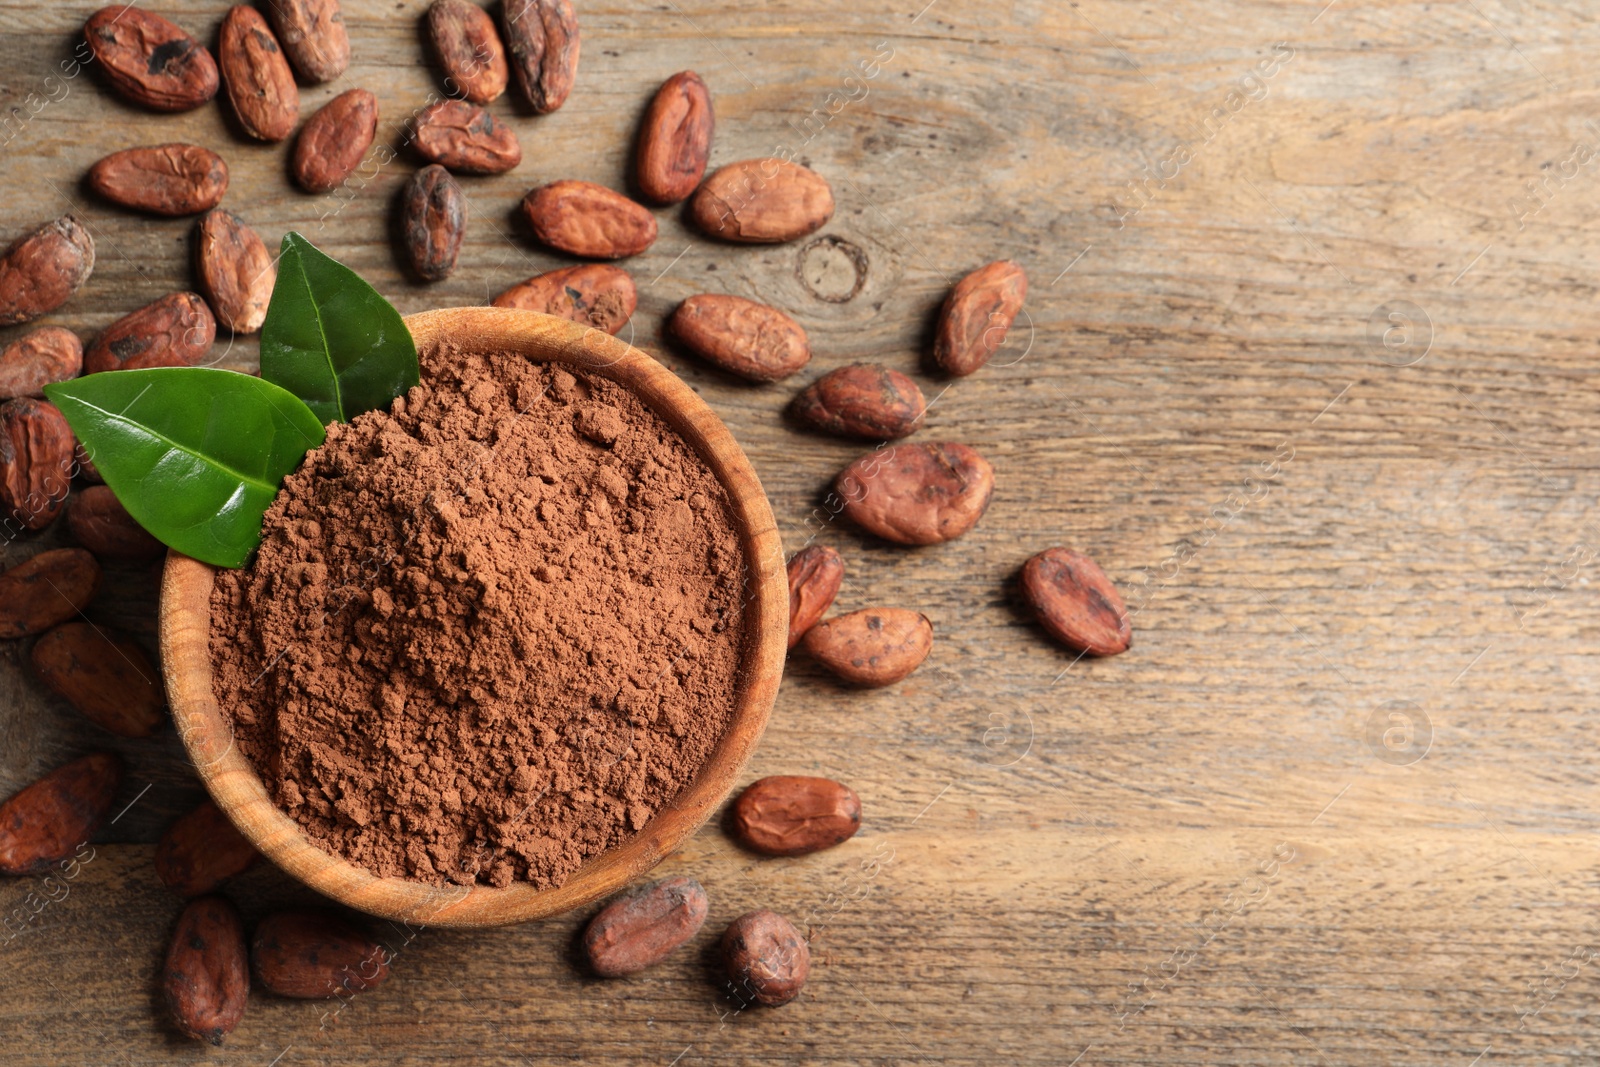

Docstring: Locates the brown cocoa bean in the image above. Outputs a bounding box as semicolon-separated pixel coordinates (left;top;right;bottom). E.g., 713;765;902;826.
31;622;164;738
583;876;708;978
401;165;465;283
293;88;378;194
1020;546;1131;656
427;0;509;104
156;799;260;898
492;264;637;335
74;441;103;485
195;209;275;335
502;0;579;114
0;327;82;400
67;485;164;559
411;99;521;175
786;544;842;650
0;217;95;327
218;5;300;142
0;399;74;531
667;295;809;381
791;364;926;440
801;607;932;687
722;910;809;1007
732;776;861;856
84;6;218;112
88;144;229;217
0;752;121;875
164;895;249;1045
85;292;215;374
933;260;1027;377
635;71;713;205
690;160;833;244
0;549;101;638
252;910;390;998
266;0;350;84
836;442;993;545
522;181;656;259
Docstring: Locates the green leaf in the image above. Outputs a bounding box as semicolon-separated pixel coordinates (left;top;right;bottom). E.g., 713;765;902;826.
259;232;418;424
44;369;325;569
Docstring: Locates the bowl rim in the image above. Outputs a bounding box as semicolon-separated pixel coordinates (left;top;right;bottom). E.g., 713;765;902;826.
159;307;787;927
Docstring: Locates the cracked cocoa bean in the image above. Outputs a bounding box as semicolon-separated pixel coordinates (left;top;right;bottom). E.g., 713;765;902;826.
492;264;637;335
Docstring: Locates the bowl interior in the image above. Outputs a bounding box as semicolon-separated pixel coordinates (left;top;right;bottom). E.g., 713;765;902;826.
159;308;787;927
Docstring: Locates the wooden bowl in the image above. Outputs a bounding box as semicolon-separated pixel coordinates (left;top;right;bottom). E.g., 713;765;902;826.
159;308;787;927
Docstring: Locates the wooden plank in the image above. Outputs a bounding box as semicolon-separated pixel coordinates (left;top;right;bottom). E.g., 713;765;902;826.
4;0;1600;1063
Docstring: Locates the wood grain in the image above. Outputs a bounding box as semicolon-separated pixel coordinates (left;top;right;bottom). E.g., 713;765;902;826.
3;0;1600;1063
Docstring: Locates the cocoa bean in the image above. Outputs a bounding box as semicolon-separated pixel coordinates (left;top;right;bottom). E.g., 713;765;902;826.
522;181;656;259
801;607;932;687
67;485;164;559
933;260;1027;377
0;752;121;875
411;99;521;175
0;327;82;400
85;292;215;373
156;799;260;898
1020;546;1131;656
164;895;249;1045
74;441;103;485
492;264;637;335
732;776;861;856
790;364;925;440
252;910;390;998
0;399;74;531
218;5;300;142
0;548;101;638
427;0;508;104
266;0;350;84
786;544;842;650
292;88;378;194
722;910;809;1007
635;71;713;205
836;442;993;545
0;216;95;327
31;622;164;738
666;295;809;381
195;209;275;335
400;165;465;283
88;144;229;217
582;876;708;978
84;6;218;112
690;160;833;243
502;0;579;114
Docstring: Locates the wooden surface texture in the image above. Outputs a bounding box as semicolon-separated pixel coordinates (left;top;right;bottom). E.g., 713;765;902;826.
3;0;1600;1063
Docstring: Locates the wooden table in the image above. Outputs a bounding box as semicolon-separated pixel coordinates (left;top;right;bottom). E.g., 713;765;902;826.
3;0;1597;1062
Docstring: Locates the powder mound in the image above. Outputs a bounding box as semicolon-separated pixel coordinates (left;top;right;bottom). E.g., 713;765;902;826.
210;347;747;888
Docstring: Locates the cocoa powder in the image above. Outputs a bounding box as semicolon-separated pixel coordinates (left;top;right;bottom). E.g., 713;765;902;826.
210;347;747;888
